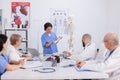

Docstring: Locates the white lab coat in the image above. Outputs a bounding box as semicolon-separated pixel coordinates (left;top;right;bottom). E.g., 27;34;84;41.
71;43;97;61
81;46;120;80
87;43;108;63
95;43;107;61
4;44;22;61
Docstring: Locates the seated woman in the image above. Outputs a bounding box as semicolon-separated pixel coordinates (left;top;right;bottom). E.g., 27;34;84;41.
5;34;32;61
0;34;24;76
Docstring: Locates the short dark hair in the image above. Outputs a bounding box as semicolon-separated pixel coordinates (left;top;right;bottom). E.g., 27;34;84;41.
0;34;8;52
82;33;91;40
44;22;53;31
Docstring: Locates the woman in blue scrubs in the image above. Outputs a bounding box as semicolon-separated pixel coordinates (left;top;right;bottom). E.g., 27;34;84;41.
0;34;24;78
41;22;62;55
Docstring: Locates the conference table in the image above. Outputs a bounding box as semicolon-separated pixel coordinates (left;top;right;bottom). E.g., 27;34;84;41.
1;57;109;79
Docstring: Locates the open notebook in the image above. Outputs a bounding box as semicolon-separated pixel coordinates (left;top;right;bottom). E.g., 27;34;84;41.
21;61;42;69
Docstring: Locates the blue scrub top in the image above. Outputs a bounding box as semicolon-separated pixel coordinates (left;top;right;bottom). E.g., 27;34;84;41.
0;54;10;76
41;32;58;54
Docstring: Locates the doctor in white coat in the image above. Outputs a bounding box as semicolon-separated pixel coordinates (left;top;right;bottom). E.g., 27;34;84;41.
70;33;97;61
86;43;108;63
76;32;120;80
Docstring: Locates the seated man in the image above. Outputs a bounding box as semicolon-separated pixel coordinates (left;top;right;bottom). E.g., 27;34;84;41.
5;34;32;61
76;32;120;80
64;33;97;61
0;34;24;76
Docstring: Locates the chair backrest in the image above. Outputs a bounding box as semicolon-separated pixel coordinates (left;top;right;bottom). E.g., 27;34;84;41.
27;48;40;57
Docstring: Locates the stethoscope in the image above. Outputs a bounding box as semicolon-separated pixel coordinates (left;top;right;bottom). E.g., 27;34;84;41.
32;68;55;73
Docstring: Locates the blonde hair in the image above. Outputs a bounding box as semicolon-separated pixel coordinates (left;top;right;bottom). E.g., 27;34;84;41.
104;32;119;45
10;34;22;45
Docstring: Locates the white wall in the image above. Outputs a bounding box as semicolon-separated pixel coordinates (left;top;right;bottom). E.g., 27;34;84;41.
107;0;120;38
0;0;3;9
29;0;109;53
0;0;3;33
1;0;119;53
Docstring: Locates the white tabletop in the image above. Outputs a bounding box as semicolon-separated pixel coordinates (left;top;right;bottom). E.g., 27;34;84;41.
1;59;109;79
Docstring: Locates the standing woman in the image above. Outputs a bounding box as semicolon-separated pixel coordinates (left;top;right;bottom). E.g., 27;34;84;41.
41;22;62;56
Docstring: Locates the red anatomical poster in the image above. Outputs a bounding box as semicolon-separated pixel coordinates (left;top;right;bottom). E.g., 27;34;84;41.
11;2;30;29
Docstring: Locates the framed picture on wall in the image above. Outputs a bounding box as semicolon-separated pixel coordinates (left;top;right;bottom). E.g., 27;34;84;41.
11;2;30;29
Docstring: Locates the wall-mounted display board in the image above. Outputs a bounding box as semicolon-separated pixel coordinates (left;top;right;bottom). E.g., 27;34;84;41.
5;29;28;53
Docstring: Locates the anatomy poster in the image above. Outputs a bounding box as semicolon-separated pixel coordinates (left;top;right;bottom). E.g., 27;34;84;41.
50;9;69;35
11;2;30;29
